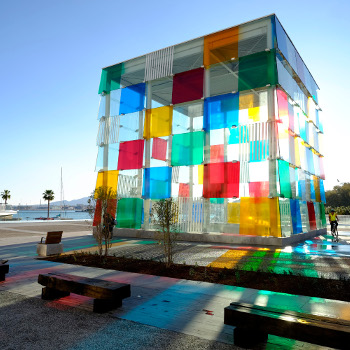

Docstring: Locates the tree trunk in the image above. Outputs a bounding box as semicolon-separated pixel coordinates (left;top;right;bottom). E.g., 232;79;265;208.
47;200;50;218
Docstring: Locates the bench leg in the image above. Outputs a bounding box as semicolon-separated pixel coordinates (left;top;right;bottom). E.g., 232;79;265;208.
0;273;5;282
42;287;70;300
234;327;268;348
93;298;122;313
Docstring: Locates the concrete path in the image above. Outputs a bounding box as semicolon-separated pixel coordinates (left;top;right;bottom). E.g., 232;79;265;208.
0;221;348;349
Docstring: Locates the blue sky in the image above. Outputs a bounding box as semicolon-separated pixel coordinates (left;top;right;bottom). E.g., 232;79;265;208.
1;0;349;205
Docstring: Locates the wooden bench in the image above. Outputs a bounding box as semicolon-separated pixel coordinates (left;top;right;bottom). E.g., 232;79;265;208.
37;232;63;256
38;272;131;313
0;260;9;282
41;231;63;244
224;302;350;349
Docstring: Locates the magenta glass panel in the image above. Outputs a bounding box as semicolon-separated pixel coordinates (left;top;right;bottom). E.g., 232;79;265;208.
203;162;240;198
117;139;144;170
152;137;167;161
172;68;204;105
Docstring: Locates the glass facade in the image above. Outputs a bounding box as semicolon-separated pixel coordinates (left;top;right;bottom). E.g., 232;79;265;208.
93;14;325;237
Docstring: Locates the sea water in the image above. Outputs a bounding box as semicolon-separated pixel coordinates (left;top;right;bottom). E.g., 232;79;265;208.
8;210;91;222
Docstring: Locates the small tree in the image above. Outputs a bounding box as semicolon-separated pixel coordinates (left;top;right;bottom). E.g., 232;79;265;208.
42;190;55;218
151;198;179;267
92;186;117;259
1;190;11;205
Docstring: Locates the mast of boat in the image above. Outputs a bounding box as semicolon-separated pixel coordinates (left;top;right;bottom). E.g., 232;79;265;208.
60;167;66;217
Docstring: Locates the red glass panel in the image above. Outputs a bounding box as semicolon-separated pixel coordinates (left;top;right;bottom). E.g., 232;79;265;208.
179;183;190;197
249;181;269;197
307;201;317;230
203;162;240;198
118;139;144;170
172;68;204;105
152;137;167;161
210;144;224;163
93;199;117;226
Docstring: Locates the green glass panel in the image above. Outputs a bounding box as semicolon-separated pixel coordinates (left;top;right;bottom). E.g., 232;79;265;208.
171;131;204;166
210;198;224;204
116;198;143;229
98;63;125;94
278;159;292;199
238;49;277;91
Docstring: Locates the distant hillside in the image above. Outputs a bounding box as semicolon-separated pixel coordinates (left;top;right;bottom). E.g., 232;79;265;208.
50;197;90;206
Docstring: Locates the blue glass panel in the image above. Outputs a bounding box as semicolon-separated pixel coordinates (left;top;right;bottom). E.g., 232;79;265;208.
119;83;146;115
250;140;268;162
142;167;172;199
204;93;239;131
228;125;249;144
320;179;326;203
310;178;316;201
290;199;302;234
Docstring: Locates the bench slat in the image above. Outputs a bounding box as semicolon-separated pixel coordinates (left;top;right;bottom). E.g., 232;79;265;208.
225;304;350;349
45;231;63;244
38;273;130;300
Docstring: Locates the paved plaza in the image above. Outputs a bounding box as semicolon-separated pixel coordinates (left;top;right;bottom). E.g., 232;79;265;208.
1;220;350;349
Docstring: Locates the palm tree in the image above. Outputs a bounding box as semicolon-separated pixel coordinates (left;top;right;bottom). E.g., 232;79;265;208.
1;190;11;205
43;190;55;218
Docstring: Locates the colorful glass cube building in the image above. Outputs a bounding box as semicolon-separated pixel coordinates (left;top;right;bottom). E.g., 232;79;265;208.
94;14;326;241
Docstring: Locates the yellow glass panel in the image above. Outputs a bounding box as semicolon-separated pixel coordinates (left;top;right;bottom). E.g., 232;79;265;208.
204;26;239;67
228;202;240;224
314;176;321;202
239;197;281;237
239;92;259;109
143;106;173;139
94;170;119;198
248;107;260;122
198;164;204;185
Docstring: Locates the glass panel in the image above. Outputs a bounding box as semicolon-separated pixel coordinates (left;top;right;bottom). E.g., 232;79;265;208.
320;179;326;203
93;199;117;226
209;61;239;96
204;26;239;67
119;83;146;114
239;89;268;123
210;144;224;163
300;201;310;232
118;139;144;170
98;63;125;94
120;56;146;88
142;167;172;199
152;137;167;161
171;131;204;166
319;203;326;227
173;38;204;74
204;93;239;131
95;170;119;194
117;169;143;198
116;198;143;229
143;106;173;139
239;197;281;237
97;95;106;119
238;50;277;91
227;200;240;224
110;89;121;117
278;159;292;198
95;144;119;171
150;77;173;109
290;199;302;234
172;101;203;134
279;198;292;237
172;67;204;104
145;47;173;81
203;162;240;198
238;17;269;57
119;112;143;143
307;201;317;231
